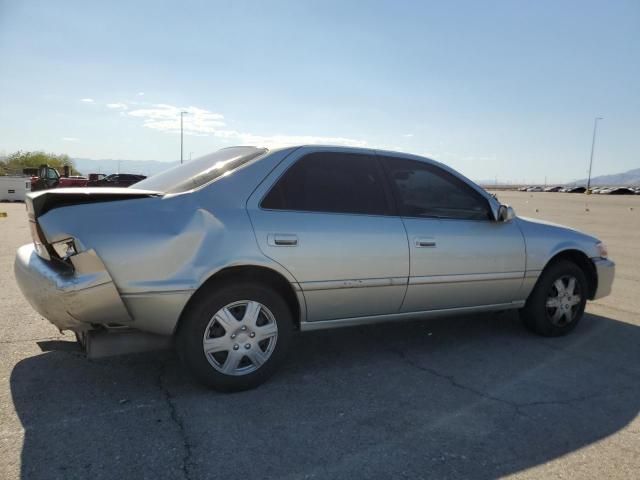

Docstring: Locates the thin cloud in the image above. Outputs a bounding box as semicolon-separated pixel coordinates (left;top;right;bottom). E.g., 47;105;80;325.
127;104;226;135
125;103;366;148
80;98;94;103
137;92;145;96
106;102;128;110
402;133;414;138
62;137;79;142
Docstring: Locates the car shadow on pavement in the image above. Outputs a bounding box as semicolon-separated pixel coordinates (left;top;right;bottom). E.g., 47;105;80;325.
10;311;640;479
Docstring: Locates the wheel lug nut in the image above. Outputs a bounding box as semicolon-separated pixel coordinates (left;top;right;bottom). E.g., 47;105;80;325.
233;344;239;350
231;334;236;339
241;326;247;331
245;343;251;349
250;332;255;338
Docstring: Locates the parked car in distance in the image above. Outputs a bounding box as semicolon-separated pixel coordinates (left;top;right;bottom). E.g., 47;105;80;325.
14;146;615;391
87;173;146;187
603;187;636;195
88;173;107;183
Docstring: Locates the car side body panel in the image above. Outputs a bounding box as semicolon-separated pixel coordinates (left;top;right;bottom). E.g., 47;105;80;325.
400;217;526;311
246;146;409;322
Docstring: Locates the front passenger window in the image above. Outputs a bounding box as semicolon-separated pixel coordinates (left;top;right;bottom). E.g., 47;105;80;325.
382;156;491;220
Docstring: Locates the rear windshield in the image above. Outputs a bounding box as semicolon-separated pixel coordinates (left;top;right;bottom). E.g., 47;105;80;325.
134;146;268;194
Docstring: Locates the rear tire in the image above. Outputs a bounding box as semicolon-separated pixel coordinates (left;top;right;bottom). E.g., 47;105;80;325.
177;282;294;392
520;260;588;337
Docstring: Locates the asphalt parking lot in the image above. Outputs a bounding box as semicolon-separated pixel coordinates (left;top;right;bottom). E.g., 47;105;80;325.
1;191;639;479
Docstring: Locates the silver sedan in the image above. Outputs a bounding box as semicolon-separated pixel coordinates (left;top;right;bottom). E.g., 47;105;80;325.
14;146;615;391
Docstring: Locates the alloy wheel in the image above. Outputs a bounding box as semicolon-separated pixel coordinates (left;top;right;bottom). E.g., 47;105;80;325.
545;275;582;327
202;300;278;376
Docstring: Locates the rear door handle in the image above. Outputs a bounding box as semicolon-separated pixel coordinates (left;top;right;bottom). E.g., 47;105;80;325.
268;234;298;246
415;237;436;248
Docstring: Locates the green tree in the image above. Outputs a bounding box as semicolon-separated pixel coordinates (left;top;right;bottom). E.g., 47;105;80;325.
0;151;79;176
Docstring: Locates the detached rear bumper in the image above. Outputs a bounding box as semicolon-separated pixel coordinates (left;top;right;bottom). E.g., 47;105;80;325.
14;243;132;332
592;257;615;300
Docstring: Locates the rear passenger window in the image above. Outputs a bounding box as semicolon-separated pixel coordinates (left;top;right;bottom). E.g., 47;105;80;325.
381;156;491;220
261;152;391;216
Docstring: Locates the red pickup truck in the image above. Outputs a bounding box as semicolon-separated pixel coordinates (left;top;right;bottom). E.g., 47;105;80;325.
28;166;112;191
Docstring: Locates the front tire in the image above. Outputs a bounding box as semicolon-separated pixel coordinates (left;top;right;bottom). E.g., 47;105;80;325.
177;282;294;391
520;260;588;337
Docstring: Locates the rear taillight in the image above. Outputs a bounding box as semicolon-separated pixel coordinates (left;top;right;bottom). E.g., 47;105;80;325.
29;221;51;260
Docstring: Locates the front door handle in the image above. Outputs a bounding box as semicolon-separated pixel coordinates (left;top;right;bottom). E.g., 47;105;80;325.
415;237;436;248
268;234;298;246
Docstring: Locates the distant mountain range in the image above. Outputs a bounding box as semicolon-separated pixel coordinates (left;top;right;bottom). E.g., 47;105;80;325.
73;158;178;177
569;168;640;186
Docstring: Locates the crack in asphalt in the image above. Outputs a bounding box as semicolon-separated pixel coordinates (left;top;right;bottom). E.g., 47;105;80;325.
157;361;193;480
372;333;628;418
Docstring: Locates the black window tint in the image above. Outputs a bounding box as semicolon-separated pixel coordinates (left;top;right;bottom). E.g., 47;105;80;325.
382;156;490;220
261;152;390;215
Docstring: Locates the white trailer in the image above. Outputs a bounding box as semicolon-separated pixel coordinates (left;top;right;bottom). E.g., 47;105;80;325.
0;176;31;202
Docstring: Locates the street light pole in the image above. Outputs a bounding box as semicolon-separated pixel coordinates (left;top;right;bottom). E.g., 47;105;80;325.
180;111;188;164
586;117;603;192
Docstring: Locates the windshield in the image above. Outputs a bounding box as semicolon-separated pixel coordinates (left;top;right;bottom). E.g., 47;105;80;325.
134;146;268;193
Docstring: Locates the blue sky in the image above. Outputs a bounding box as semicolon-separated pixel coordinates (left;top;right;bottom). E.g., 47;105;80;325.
0;0;638;182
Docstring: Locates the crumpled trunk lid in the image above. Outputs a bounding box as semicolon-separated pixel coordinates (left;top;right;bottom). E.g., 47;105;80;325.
25;188;161;260
26;187;161;219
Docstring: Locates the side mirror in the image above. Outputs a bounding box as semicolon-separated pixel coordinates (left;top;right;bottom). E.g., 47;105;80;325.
497;204;516;222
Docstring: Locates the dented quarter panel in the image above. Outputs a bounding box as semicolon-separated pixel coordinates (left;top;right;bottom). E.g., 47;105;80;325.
34;147;300;335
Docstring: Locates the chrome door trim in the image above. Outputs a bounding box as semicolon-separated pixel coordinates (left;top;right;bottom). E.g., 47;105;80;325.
300;301;526;330
300;277;407;291
409;271;525;286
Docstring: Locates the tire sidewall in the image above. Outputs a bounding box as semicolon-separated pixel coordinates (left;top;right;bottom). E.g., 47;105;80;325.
177;282;294;391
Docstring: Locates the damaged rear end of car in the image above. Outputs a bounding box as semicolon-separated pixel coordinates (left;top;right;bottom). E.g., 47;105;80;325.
14;187;166;355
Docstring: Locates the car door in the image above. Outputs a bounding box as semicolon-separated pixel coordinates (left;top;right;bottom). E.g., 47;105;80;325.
379;155;526;312
247;148;409;322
